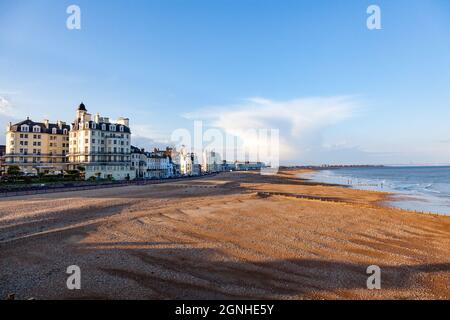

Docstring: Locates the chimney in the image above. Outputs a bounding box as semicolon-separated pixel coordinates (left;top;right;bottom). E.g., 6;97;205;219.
117;117;129;127
44;119;49;128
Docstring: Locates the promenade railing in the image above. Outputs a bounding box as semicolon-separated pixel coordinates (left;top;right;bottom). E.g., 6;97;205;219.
0;173;218;198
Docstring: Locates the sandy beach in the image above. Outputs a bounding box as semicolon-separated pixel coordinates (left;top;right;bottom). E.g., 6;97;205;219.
1;169;449;300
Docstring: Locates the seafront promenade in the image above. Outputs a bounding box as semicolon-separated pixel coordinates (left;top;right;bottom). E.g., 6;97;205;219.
0;173;218;198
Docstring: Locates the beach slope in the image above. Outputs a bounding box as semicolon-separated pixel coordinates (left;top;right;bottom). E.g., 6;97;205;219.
1;170;449;299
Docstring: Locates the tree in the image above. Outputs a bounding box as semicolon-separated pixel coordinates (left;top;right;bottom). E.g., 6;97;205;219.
7;165;21;176
76;166;86;180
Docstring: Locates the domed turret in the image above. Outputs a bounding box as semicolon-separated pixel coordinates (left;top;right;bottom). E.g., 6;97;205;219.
77;102;87;111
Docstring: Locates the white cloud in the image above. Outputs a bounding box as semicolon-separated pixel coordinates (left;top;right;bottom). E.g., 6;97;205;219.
131;124;172;149
184;96;361;164
0;95;21;145
0;96;11;114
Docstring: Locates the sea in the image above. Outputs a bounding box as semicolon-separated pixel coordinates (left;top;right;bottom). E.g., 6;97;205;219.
301;166;450;216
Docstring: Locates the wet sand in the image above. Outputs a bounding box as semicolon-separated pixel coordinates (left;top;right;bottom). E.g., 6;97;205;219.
1;169;450;300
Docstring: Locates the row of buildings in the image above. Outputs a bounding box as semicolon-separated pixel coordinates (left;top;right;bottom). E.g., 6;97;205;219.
0;103;264;180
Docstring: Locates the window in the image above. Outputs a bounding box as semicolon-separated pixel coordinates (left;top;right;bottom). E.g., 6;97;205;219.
110;125;116;131
63;129;68;135
120;126;124;132
85;122;90;129
33;126;41;133
21;125;29;132
92;123;97;129
102;124;106;131
52;128;57;134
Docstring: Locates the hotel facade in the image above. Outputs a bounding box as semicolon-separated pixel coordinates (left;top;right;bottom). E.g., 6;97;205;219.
4;118;70;174
68;103;135;180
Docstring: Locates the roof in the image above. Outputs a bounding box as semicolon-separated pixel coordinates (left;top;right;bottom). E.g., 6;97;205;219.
130;146;169;159
131;145;144;154
146;152;166;159
72;120;131;133
77;102;87;111
10;119;70;134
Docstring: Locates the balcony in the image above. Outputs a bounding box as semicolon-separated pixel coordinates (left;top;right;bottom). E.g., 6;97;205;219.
5;153;68;157
3;161;68;166
69;151;130;156
69;160;132;165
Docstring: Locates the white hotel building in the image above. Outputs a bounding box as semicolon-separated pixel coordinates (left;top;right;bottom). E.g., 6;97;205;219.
68;103;135;180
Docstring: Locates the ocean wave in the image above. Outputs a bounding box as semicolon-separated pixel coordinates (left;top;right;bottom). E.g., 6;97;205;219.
303;166;450;215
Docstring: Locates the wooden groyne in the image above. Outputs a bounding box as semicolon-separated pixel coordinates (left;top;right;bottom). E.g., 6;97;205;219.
256;191;348;203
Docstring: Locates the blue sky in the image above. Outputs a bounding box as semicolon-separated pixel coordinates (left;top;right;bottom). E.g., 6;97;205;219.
1;0;450;165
